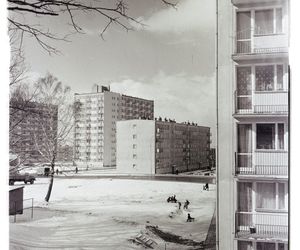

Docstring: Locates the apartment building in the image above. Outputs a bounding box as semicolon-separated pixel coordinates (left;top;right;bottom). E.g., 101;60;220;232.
9;101;58;165
217;0;289;250
116;119;211;174
74;86;154;168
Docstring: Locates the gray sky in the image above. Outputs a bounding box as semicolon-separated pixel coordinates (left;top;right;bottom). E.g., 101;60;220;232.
22;0;216;146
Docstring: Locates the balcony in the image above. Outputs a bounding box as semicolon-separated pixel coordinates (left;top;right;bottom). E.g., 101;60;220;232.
236;151;288;177
233;29;288;60
235;212;288;239
234;91;288;117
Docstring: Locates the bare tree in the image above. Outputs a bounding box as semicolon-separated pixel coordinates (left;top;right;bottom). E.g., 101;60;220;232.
7;0;177;54
30;73;78;202
9;22;28;86
9;83;38;131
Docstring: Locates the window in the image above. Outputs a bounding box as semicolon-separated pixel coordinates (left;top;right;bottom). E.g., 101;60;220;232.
256;124;275;149
255;9;273;35
256;65;274;91
275;8;283;33
256;183;276;210
238;124;252;153
256;123;285;150
278;123;284;149
256;242;275;250
237;67;252;110
238;241;253;250
278;243;287;250
255;8;282;35
256;182;287;211
255;65;284;91
237;67;252;95
238;182;252;212
276;65;284;90
278;183;286;209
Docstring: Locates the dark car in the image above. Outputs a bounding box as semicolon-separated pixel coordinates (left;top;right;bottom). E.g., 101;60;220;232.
9;173;36;185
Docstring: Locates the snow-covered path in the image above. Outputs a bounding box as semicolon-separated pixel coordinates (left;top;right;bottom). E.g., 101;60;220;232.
10;178;215;249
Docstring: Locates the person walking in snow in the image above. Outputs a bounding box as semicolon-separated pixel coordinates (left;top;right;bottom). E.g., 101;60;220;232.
173;195;177;203
178;201;182;209
184;200;190;209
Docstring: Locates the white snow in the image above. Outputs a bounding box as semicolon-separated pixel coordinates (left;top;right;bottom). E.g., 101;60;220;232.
10;178;215;249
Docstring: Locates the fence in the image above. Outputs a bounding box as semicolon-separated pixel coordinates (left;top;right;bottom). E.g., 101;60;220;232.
235;212;288;238
236;151;288;176
234;91;288;115
10;198;34;223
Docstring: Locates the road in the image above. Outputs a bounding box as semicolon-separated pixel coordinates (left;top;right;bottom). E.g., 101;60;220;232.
54;173;216;184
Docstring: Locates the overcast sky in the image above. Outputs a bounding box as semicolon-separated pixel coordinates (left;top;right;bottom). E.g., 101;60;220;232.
21;0;217;145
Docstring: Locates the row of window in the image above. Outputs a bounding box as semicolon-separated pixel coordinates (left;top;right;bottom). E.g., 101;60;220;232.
237;64;286;94
238;240;287;250
238;181;287;212
237;8;283;36
238;123;286;152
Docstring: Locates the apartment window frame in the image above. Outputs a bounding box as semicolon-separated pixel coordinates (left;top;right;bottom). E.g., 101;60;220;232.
254;7;283;35
236;63;288;94
256;123;286;151
255;181;288;212
237;181;288;213
236;6;284;36
255;64;285;91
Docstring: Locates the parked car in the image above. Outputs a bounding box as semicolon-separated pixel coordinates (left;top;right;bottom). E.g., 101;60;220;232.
9;173;36;185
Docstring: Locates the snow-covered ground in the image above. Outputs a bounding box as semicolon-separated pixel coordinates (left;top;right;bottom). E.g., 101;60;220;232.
10;178;215;249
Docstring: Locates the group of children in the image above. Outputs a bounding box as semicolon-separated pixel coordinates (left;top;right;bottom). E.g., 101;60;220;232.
167;195;194;222
166;183;210;222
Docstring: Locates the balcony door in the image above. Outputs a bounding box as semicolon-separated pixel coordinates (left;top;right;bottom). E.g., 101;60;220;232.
236;11;251;53
236;67;252;113
237;124;253;173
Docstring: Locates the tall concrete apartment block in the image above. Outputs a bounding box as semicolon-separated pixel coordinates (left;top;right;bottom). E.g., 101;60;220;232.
116;119;211;174
217;0;289;250
74;87;154;168
10;101;58;165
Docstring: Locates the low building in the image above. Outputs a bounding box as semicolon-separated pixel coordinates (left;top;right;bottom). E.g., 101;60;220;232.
116;119;211;174
9;186;24;215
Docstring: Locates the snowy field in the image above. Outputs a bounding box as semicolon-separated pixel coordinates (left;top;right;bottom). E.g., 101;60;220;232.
10;178;215;249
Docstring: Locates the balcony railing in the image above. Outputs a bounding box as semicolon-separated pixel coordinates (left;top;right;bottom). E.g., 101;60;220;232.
235;212;288;239
234;28;289;56
236;151;288;176
234;91;288;115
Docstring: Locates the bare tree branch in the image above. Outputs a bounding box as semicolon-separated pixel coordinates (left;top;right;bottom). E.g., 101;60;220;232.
7;0;176;54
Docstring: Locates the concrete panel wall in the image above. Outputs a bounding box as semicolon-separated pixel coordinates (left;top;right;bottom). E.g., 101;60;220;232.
217;0;236;249
116;120;155;174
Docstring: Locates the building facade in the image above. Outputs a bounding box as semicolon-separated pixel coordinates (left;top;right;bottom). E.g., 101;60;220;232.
10;101;58;165
74;87;154;168
217;0;289;249
116;119;211;174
